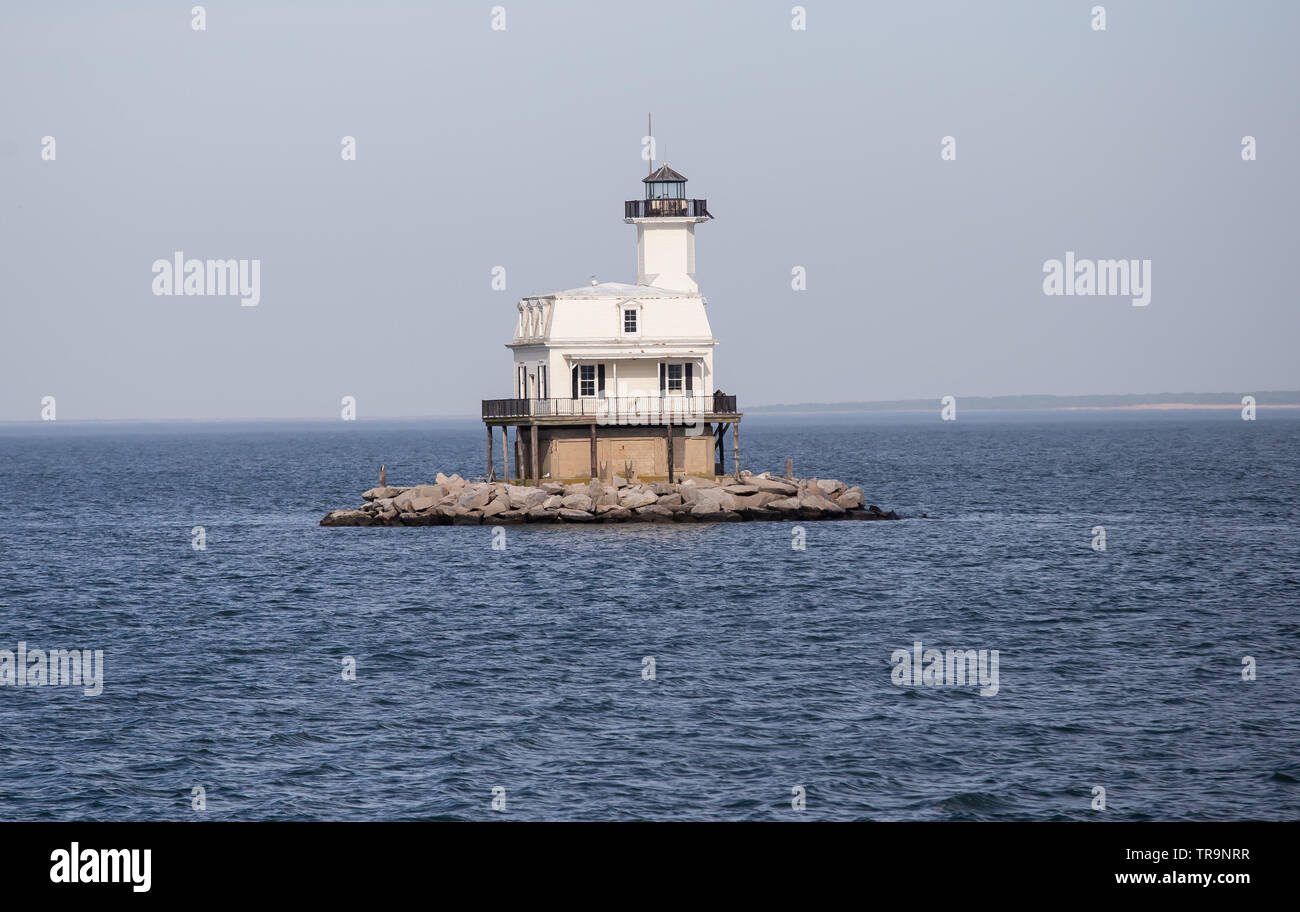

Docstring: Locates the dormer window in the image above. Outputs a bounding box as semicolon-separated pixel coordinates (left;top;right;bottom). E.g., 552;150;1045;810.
622;307;638;334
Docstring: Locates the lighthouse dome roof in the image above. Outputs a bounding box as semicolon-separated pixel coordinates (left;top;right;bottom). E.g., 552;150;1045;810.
643;163;687;183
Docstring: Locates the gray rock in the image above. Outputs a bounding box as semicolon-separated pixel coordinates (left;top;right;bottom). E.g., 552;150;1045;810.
816;478;845;498
458;485;493;510
748;476;798;495
362;486;406;501
733;491;780;512
620;490;658;509
320;509;369;526
558;508;594;522
561;493;593;511
481;497;510;518
798;488;845;514
835;486;864;510
505;485;547;509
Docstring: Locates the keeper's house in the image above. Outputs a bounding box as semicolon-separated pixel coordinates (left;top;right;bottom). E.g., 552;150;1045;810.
482;162;741;484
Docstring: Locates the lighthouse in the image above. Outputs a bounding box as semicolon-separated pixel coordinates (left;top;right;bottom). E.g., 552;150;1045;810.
626;163;713;292
481;159;740;484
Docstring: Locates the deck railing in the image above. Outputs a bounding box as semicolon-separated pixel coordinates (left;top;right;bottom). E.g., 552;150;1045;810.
623;198;711;219
483;394;738;423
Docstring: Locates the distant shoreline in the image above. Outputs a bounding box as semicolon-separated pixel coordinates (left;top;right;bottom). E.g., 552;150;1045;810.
3;394;1297;425
750;402;1300;416
747;392;1300;416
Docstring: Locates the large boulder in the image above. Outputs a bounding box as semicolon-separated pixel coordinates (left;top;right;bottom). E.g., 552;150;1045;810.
542;494;564;509
505;485;548;510
835;486;865;510
798;486;844;515
748;476;798;495
561;493;594;512
362;486;406;501
732;491;780;512
634;504;674;521
457;485;493;510
481;496;510;518
682;486;738;511
558;508;594;522
395;484;447;513
816;478;847;498
620;490;658;509
320;509;370;526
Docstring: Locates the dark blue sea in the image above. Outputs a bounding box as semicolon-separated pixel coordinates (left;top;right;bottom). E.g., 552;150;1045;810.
1;412;1297;821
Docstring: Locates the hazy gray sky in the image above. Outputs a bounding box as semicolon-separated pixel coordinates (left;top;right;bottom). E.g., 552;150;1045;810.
2;0;1297;420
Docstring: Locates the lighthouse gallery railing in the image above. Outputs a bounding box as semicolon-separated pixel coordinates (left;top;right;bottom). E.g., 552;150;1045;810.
482;395;738;423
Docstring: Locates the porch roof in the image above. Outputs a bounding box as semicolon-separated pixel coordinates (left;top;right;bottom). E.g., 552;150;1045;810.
563;350;709;361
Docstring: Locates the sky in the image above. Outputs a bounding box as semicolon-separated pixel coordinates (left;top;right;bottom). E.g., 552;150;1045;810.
1;0;1297;421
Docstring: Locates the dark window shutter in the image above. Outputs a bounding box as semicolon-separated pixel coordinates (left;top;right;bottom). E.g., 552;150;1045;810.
685;363;693;394
572;365;579;399
659;363;666;397
597;364;606;397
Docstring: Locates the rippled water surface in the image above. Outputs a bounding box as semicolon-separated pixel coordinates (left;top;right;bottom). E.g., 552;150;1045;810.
1;413;1297;820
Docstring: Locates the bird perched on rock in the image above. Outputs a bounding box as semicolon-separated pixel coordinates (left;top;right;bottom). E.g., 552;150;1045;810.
378;464;386;487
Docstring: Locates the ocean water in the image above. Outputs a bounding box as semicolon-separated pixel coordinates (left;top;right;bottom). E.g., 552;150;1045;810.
0;412;1297;821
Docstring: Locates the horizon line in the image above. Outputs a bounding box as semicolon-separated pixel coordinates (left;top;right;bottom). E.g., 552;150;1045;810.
3;390;1298;425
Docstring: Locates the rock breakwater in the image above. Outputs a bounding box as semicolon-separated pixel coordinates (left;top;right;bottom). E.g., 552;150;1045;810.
321;471;900;526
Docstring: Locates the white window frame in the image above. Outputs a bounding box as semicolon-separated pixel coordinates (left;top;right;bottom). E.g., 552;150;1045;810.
620;302;642;338
579;364;597;398
666;363;684;395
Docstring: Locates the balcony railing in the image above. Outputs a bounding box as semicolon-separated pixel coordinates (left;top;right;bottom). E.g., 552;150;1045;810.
483;394;738;423
624;198;711;219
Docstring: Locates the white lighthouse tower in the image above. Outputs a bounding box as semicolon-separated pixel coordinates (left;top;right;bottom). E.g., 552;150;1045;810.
627;163;713;293
481;156;740;485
